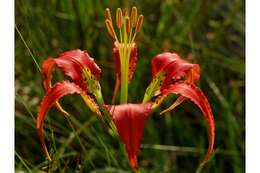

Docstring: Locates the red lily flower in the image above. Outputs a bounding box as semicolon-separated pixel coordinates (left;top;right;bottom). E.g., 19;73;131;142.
143;52;214;171
37;49;103;160
36;6;215;172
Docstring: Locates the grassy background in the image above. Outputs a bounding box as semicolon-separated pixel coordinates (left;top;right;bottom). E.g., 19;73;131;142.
15;0;245;172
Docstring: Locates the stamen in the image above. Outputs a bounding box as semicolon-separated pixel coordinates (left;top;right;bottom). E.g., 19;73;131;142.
126;16;131;33
131;7;137;27
123;8;128;17
105;8;112;22
105;19;116;39
135;15;143;33
116;8;122;28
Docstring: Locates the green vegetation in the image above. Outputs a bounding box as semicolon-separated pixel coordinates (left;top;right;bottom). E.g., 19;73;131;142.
15;0;244;172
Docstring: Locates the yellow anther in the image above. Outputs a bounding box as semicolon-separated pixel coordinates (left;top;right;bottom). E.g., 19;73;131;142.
105;8;112;22
105;19;116;39
131;6;137;27
135;15;143;33
116;8;122;28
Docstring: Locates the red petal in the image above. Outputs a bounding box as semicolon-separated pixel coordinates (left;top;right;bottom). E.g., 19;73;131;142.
151;52;200;90
161;82;215;170
128;44;138;81
42;49;101;92
152;52;179;77
58;49;101;79
107;103;152;170
112;44;121;82
42;58;56;90
112;43;138;102
36;81;96;160
42;58;70;115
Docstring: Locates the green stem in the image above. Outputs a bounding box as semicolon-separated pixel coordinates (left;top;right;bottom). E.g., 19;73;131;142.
93;89;118;136
94;89;104;106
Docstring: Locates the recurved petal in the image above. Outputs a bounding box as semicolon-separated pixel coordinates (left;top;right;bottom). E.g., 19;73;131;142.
36;81;100;161
161;82;215;171
42;49;101;92
42;58;70;116
144;52;200;103
151;52;180;77
58;49;101;79
107;103;152;170
151;52;200;90
42;58;56;90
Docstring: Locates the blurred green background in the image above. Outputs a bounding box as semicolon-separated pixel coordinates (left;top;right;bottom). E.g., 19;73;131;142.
15;0;245;172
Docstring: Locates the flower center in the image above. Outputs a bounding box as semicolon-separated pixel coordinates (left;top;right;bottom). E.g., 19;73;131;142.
105;7;144;103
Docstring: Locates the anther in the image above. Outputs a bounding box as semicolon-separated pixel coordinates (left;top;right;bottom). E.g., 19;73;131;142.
105;8;112;22
135;15;143;33
105;19;116;39
126;16;131;33
123;8;128;17
131;7;137;27
116;8;122;28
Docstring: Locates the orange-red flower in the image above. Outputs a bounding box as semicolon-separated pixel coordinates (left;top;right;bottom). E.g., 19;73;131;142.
36;6;215;172
37;50;102;160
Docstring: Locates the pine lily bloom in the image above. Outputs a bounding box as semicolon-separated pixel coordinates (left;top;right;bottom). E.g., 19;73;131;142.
37;50;104;160
143;52;214;170
36;6;215;172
